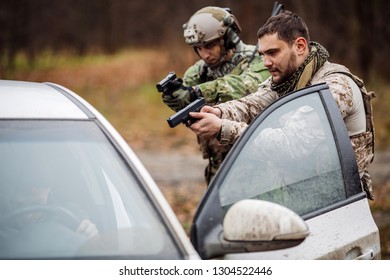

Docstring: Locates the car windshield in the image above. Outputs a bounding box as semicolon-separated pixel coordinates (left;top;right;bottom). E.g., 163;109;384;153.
218;93;347;217
0;120;182;259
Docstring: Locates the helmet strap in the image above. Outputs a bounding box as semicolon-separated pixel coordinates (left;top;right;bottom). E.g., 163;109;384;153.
209;39;229;68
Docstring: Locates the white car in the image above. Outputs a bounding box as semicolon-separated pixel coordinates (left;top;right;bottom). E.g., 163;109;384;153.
0;80;380;259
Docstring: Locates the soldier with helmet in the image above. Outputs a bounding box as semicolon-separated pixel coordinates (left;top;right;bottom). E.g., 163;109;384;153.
188;10;376;199
162;6;270;183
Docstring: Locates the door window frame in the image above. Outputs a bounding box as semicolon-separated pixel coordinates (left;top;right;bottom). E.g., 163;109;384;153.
190;83;365;258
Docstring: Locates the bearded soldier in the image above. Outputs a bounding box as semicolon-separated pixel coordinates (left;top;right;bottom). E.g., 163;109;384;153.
189;10;375;199
162;6;270;183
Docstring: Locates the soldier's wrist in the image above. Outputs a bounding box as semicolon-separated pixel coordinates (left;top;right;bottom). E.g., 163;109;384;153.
189;86;203;102
215;126;223;141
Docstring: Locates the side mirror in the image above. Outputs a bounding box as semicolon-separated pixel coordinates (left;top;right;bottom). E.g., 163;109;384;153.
223;199;309;241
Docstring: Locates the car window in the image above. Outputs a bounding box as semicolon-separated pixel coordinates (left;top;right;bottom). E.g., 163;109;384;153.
0;120;183;259
218;92;346;216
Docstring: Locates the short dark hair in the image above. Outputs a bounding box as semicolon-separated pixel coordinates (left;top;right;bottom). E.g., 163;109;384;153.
257;10;310;45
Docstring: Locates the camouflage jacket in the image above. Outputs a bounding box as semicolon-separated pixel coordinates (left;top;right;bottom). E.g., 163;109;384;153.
216;61;375;198
183;41;270;182
183;41;270;104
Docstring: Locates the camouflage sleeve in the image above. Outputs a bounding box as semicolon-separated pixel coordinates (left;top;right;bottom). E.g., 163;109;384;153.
219;119;249;145
311;62;355;119
182;60;204;87
319;73;354;120
216;80;278;145
194;55;270;104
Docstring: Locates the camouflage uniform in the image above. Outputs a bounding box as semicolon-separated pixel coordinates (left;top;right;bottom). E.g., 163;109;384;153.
216;57;375;199
182;41;270;182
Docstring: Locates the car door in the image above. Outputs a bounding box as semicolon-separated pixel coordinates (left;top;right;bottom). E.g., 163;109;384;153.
190;83;380;260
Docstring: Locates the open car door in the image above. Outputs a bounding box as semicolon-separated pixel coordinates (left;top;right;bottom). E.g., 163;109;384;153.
191;83;380;260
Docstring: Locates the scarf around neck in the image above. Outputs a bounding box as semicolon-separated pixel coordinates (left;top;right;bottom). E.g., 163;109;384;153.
271;41;329;97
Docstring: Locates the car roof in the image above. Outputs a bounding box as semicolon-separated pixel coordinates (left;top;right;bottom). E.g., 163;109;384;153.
0;80;89;119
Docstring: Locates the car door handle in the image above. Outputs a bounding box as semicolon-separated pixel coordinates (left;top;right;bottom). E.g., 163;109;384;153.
354;250;374;260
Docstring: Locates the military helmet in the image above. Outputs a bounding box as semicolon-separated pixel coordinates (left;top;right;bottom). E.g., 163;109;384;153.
183;6;242;49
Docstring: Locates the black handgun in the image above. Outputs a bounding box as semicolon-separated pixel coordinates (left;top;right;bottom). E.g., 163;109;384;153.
167;97;206;128
156;71;182;93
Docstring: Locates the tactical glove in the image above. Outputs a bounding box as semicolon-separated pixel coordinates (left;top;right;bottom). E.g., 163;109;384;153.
162;86;202;112
162;79;183;96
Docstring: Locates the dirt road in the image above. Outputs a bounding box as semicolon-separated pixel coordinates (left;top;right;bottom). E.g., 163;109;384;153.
136;149;389;187
136;150;207;184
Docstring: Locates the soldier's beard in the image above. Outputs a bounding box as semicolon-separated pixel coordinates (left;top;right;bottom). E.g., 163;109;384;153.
272;53;297;84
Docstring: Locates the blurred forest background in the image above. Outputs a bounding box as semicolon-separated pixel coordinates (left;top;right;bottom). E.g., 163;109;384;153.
0;0;389;82
1;0;389;147
1;0;389;258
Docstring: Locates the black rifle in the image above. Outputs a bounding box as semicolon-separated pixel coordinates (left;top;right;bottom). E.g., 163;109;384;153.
167;97;206;128
271;2;284;16
271;1;284;16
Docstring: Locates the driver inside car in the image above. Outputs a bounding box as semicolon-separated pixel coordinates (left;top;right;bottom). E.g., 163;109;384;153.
0;178;99;258
7;183;99;239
